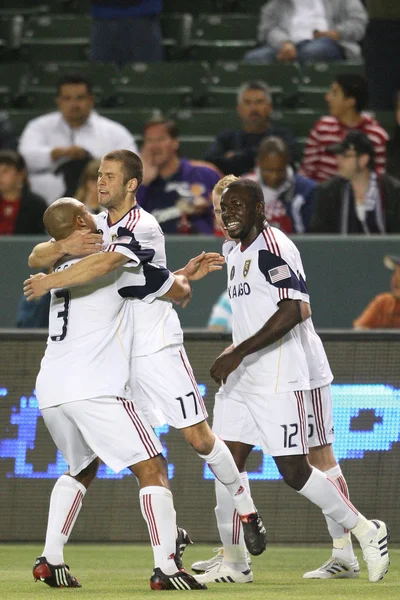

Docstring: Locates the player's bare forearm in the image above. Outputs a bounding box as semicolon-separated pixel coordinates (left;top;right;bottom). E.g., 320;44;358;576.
235;299;302;359
44;252;127;291
163;274;192;304
210;300;302;384
28;240;65;269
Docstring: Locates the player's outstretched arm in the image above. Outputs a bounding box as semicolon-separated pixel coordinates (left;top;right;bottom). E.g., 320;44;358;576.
210;299;302;384
28;230;103;269
163;274;192;305
175;251;225;282
24;252;128;300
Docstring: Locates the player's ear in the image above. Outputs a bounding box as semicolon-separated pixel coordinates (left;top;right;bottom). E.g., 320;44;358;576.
127;177;138;193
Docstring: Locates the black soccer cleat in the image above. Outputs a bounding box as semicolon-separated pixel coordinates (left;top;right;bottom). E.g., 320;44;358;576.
150;567;207;590
240;512;267;556
175;527;193;570
33;556;82;588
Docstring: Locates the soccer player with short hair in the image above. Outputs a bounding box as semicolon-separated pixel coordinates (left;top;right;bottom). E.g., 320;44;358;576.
25;151;267;572
202;178;389;585
31;197;206;591
193;175;362;583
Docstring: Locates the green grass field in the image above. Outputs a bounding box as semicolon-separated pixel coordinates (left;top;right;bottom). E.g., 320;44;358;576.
1;544;398;599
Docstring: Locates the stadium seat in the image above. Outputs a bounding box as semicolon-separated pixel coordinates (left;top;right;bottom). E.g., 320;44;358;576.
117;62;210;109
99;108;164;136
271;109;322;139
191;14;258;42
163;0;239;14
0;2;49;17
21;15;90;62
20;62;120;108
8;109;49;135
208;62;300;108
160;13;192;60
0;62;29;107
179;136;214;160
187;40;256;63
168;108;240;136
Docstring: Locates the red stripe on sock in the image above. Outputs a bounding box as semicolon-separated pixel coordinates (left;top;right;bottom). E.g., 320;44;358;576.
61;491;83;536
143;494;160;546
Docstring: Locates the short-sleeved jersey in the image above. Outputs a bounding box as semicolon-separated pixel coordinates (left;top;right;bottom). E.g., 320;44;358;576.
36;258;132;409
225;225;309;393
97;205;184;357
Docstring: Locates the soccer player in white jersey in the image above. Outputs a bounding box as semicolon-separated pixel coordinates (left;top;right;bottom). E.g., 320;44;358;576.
31;197;208;591
205;179;389;584
193;176;362;583
24;150;267;560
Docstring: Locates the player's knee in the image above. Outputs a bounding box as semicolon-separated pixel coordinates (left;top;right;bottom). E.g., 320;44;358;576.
182;421;214;454
74;456;100;488
274;455;311;491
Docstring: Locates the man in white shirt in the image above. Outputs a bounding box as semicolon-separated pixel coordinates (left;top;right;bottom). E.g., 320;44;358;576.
204;179;389;585
31;197;206;591
244;0;368;65
25;151;267;562
18;74;137;205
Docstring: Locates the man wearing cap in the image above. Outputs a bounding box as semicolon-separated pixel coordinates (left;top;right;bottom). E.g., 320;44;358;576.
311;131;400;234
353;255;400;329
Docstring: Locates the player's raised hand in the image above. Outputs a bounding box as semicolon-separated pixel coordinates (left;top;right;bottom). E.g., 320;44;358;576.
60;229;103;257
23;273;49;301
210;346;242;384
182;251;225;281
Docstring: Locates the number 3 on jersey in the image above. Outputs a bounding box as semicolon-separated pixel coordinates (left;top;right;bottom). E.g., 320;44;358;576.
51;289;71;342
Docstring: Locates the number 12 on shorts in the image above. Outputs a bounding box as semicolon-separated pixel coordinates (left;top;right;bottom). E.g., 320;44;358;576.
281;415;314;448
175;391;198;419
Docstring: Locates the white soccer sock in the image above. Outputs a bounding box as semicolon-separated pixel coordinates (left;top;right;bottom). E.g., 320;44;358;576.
298;467;359;530
42;475;86;565
323;465;355;563
199;436;255;516
139;486;177;576
214;472;249;567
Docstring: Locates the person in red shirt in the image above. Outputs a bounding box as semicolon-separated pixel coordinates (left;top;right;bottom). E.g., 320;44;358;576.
300;74;389;183
353;255;400;329
0;150;47;235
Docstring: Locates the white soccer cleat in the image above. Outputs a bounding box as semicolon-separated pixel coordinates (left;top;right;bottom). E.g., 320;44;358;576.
194;562;253;584
303;557;360;579
191;548;224;573
191;548;252;574
359;520;390;583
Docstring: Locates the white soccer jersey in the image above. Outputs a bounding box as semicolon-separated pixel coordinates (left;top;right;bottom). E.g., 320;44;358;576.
224;225;309;394
96;205;183;357
36;258;133;409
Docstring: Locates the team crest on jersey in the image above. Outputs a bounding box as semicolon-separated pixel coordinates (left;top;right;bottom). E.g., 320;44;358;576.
96;229;103;235
112;233;117;241
243;259;251;278
230;266;235;280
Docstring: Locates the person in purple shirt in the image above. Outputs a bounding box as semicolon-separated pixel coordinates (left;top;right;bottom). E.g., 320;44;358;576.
138;118;221;234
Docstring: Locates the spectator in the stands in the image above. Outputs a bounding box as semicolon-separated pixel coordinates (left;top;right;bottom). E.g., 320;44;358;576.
311;131;400;234
0;150;47;235
90;0;164;64
138;118;220;234
387;91;400;181
244;136;316;233
18;74;137;205
300;74;389;183
75;159;102;214
244;0;368;65
204;81;296;177
353;255;400;329
0;112;17;150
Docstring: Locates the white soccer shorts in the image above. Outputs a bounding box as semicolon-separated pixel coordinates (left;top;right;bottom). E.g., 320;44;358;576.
41;396;162;476
132;344;208;429
212;387;308;456
213;384;334;453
